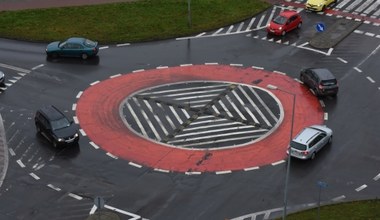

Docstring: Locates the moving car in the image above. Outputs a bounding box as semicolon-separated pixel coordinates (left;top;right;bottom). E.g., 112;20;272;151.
0;71;5;88
300;68;338;97
289;125;333;160
46;37;99;60
305;0;336;12
35;105;79;147
267;10;302;36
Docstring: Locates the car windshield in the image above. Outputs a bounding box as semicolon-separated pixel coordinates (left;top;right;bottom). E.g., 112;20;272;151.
84;39;97;47
51;117;71;130
273;15;287;25
321;79;337;86
291;141;307;151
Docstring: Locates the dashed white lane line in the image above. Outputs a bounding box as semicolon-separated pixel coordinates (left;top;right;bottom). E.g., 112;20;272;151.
31;64;44;70
156;66;168;69
271;160;285;166
68;193;83;200
110;74;121;78
273;70;286;75
73;116;79;124
47;184;61;191
79;129;86;136
205;62;218;65
332;195;346;202
366;76;375;83
355;184;367;192
8;148;15;156
133;69;145;73
252;66;264;70
154;168;170;173
337;57;348;63
324;112;328;121
76;91;83;99
244;166;259;171
374;173;380;181
128;162;142;168
99;46;109;50
89;141;100;149
116;43;130;47
72;104;77;111
180;64;193;67
230;63;243;67
90;80;100;86
216;170;232;175
29;173;40;180
106;152;118;159
16;159;25;168
185;171;202;175
354;67;362;73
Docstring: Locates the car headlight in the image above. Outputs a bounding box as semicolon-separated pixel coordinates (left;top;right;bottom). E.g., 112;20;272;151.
279;27;283;30
74;133;79;138
58;138;64;142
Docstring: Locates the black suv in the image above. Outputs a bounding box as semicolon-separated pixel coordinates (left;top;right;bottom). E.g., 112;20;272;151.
300;68;338;97
35;105;79;147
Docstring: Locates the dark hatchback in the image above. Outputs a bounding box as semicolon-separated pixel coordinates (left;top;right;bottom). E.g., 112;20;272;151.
35;105;79;147
300;68;339;97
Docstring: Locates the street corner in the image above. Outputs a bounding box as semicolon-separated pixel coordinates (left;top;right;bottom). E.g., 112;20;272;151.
76;64;324;173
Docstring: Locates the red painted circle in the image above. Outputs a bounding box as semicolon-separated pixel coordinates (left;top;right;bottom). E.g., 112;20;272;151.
76;65;324;172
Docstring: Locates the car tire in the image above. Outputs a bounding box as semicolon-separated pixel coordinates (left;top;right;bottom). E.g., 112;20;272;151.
297;22;302;29
311;152;316;160
81;53;88;60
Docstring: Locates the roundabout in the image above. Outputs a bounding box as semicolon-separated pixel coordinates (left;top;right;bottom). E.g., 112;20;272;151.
76;65;324;172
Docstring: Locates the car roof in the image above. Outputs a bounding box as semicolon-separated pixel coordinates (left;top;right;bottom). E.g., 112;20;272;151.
38;105;65;121
309;68;336;80
66;37;86;44
279;10;299;18
292;127;321;144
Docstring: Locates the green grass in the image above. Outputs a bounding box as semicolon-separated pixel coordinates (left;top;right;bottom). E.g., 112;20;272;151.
0;0;271;43
279;200;380;220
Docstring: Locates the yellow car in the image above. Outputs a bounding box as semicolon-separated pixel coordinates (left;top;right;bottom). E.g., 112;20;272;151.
305;0;336;12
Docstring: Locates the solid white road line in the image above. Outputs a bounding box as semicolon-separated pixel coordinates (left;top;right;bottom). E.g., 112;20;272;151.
355;184;367;192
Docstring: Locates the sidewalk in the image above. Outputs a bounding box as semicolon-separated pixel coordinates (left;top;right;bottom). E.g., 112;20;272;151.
0;114;9;188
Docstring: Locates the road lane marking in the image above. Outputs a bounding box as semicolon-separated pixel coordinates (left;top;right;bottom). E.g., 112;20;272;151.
185;171;201;175
31;64;44;70
133;69;144;73
354;67;362;72
154;168;170;173
337;57;348;63
244;166;259;171
90;80;100;86
29;173;40;180
106;152;118;159
76;91;83;99
272;160;285;166
355;184;367;192
47;184;61;191
68;193;83;200
72;104;76;111
0;63;30;73
110;74;121;78
79;129;86;136
216;170;231;175
366;76;375;83
128;162;142;168
374;173;380;181
116;43;130;47
324;112;328;121
89;141;99;149
16;159;25;168
332;195;346;201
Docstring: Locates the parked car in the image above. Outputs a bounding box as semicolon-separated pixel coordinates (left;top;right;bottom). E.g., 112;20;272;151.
300;68;339;97
267;10;302;36
289;125;333;160
46;37;99;60
35;105;79;147
0;71;5;88
305;0;336;12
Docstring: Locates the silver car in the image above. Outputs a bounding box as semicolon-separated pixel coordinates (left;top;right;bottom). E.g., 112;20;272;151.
289;125;333;160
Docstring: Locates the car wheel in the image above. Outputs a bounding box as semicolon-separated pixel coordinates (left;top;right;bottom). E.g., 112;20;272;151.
297;22;302;29
311;152;316;160
81;53;88;60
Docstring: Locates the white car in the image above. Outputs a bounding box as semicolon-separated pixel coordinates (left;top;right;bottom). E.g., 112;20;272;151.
289;125;333;160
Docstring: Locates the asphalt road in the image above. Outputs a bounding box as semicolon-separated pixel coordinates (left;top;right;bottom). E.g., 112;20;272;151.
0;1;380;220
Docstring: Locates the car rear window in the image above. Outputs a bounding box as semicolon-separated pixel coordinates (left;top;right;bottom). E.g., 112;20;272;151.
321;79;337;86
84;39;97;47
291;141;307;150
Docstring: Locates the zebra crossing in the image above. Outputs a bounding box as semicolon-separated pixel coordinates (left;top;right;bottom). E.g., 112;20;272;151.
177;0;380;41
0;63;30;94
